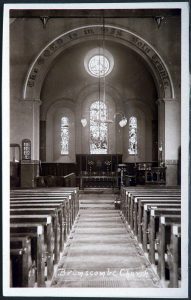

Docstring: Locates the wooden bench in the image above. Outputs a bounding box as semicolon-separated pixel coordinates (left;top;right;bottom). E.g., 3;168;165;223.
11;192;75;226
139;199;181;247
10;195;72;232
10;236;36;287
10;223;45;287
10;212;57;280
119;186;182;286
157;215;181;284
149;208;181;265
134;197;180;236
10;215;54;281
10;198;70;239
167;224;181;287
121;192;180;230
120;188;180;225
11;188;79;219
10;188;79;287
129;192;180;227
10;205;65;256
10;203;67;243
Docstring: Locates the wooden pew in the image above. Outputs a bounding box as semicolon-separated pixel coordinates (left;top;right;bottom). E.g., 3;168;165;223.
10;195;72;233
10;188;79;286
10;236;36;287
11;188;79;220
10;223;46;287
157;215;181;284
134;197;180;236
120;188;180;225
167;224;181;288
10;203;67;244
120;186;181;286
11;197;69;228
129;192;180;227
10;205;64;256
149;208;181;265
121;192;180;230
139;200;181;247
10;215;54;280
11;193;75;227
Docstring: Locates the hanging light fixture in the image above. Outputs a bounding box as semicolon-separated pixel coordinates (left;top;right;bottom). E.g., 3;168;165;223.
81;10;127;128
95;10;128;128
81;118;87;127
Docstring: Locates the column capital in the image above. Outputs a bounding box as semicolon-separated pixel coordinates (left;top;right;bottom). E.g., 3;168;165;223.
165;159;178;165
19;98;42;105
156;97;177;105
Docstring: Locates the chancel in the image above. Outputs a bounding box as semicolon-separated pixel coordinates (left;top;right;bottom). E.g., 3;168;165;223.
8;6;186;292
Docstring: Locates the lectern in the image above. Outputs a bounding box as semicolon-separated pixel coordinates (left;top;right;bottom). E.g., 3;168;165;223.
117;164;127;187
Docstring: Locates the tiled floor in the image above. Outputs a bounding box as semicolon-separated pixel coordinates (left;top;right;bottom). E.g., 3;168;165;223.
51;192;161;288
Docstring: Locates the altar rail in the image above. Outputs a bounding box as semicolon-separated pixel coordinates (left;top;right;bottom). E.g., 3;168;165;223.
35;173;76;187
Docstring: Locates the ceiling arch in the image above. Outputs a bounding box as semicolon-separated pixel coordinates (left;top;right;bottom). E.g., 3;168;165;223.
23;25;175;101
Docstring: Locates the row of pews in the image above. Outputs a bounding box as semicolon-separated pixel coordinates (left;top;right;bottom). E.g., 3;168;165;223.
120;186;181;288
10;187;79;287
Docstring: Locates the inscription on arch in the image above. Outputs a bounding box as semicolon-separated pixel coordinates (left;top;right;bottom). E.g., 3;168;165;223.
25;25;173;99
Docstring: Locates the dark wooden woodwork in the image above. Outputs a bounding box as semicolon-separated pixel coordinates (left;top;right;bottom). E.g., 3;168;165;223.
40;163;77;176
76;154;122;175
120;186;181;287
10;236;35;287
10;213;55;279
10;162;20;188
10;224;46;287
158;216;181;284
167;224;181;287
40;120;46;162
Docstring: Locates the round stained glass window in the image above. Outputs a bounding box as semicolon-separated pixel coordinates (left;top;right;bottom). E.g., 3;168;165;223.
84;48;114;78
88;55;110;77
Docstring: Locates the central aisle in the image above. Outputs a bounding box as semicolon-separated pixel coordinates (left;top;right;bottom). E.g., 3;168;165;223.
51;191;161;288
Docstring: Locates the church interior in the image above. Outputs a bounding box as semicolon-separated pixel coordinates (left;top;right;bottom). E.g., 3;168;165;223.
8;7;184;291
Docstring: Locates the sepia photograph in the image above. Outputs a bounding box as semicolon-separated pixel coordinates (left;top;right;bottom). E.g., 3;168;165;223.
2;1;189;298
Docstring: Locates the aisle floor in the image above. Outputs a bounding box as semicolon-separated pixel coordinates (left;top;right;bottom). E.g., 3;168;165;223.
51;191;161;288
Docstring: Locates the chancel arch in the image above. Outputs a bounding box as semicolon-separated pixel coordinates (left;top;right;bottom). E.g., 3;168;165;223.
23;25;174;101
10;13;181;187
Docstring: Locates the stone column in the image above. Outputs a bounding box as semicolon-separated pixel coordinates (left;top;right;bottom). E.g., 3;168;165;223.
158;98;180;186
20;99;41;188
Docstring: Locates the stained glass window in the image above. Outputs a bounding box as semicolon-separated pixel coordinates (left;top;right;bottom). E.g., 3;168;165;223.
61;117;69;155
88;55;110;77
128;116;137;155
90;101;108;154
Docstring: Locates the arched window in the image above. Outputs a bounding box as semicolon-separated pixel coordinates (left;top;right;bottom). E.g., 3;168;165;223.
128;116;137;155
61;117;69;155
90;101;108;154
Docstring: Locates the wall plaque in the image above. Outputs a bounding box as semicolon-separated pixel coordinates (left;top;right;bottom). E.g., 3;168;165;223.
22;139;31;160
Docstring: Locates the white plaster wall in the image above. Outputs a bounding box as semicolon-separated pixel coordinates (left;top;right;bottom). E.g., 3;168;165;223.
165;100;181;161
10;99;40;160
10;13;180;169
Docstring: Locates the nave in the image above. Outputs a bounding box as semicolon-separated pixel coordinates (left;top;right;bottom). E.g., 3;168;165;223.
51;192;161;288
8;7;185;293
10;186;181;289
